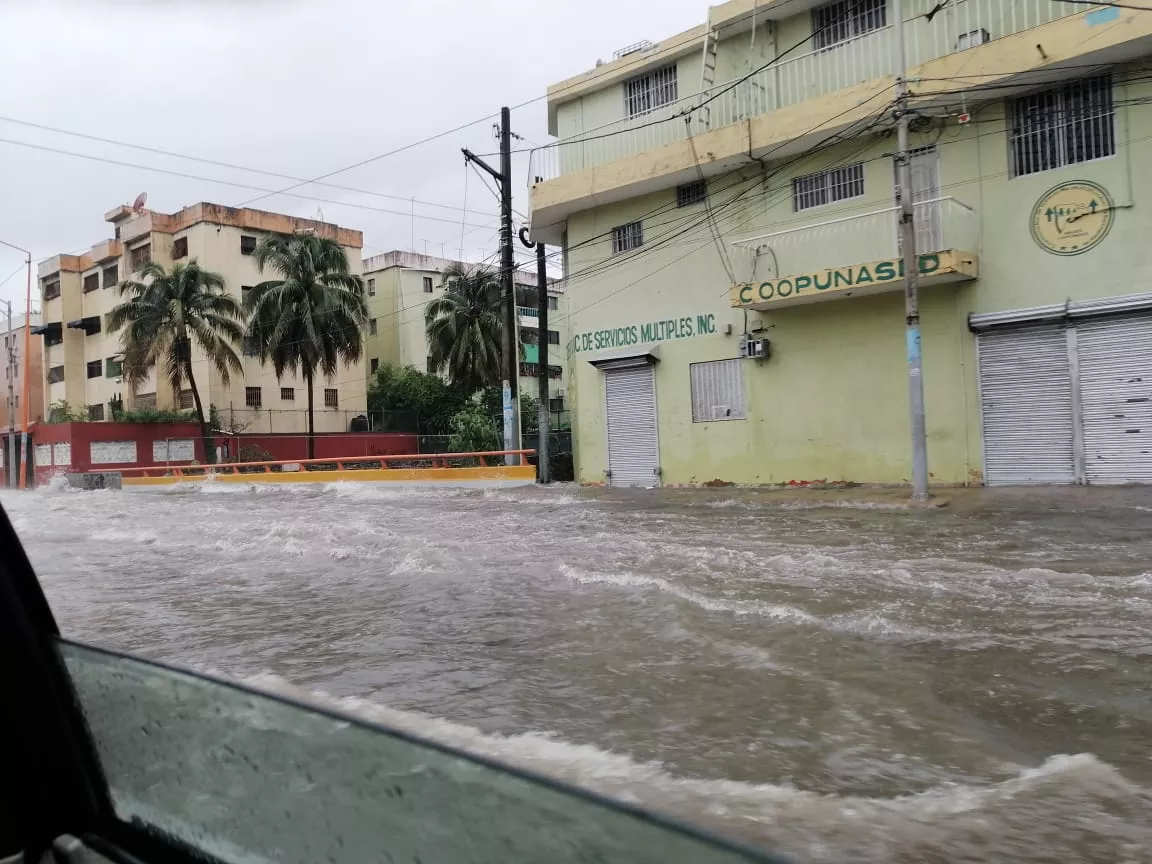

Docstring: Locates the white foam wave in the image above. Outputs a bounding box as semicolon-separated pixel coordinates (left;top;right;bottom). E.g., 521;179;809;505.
563;566;816;623
232;672;1148;862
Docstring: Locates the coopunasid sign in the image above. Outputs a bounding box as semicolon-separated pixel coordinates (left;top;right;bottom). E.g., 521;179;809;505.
732;253;946;307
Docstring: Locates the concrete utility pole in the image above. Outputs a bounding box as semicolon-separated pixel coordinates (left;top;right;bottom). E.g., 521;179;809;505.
893;0;929;501
462;105;521;464
520;227;551;484
5;301;14;489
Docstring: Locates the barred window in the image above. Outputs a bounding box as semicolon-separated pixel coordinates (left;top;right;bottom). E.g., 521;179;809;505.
281;387;295;401
624;64;677;118
612;221;644;254
690;359;747;422
367;278;376;297
324;388;338;408
813;0;886;50
1010;75;1115;178
179;389;195;410
245;387;262;408
129;243;151;271
87;404;105;422
792;163;865;211
677;180;706;208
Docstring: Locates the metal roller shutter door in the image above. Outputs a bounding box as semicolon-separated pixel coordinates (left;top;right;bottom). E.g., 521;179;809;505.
1077;315;1152;484
604;365;659;488
978;327;1076;485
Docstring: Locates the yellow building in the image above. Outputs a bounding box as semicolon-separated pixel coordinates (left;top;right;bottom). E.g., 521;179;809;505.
529;0;1152;487
36;203;368;434
362;250;570;414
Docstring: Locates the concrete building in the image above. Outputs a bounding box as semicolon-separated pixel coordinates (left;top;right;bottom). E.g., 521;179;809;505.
362;250;569;415
2;312;43;430
36;203;368;435
528;0;1152;487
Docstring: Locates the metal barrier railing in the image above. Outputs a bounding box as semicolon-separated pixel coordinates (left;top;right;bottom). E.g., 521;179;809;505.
115;449;536;479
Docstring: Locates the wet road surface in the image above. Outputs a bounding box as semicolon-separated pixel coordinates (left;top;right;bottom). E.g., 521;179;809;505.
4;482;1151;862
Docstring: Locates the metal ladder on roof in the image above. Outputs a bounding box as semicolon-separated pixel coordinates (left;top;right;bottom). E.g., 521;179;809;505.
697;25;719;132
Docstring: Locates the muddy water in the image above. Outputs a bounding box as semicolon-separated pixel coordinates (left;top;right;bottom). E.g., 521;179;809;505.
3;483;1151;863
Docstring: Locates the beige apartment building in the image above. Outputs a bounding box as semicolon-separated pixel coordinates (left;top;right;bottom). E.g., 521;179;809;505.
2;312;44;430
36;203;368;435
362;250;570;414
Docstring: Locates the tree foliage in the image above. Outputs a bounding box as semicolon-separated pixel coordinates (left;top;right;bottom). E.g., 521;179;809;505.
425;264;504;392
367;363;472;435
244;232;367;458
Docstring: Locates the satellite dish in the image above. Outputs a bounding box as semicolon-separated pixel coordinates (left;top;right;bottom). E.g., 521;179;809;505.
132;192;148;212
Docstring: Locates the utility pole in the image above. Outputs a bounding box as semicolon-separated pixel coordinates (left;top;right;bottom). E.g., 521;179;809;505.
0;239;32;489
5;301;14;489
462;105;521;464
520;228;550;483
893;0;929;501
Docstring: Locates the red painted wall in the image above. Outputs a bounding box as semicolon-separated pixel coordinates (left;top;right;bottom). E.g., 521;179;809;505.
33;423;419;484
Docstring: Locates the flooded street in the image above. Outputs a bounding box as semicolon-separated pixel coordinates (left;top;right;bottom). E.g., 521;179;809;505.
3;482;1151;863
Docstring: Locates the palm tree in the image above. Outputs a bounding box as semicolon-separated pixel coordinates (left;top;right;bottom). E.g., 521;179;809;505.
109;260;244;464
425;264;505;392
245;232;367;459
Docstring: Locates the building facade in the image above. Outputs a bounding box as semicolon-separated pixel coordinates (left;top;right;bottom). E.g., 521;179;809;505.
529;0;1152;487
2;312;43;430
36;203;368;436
362;250;570;415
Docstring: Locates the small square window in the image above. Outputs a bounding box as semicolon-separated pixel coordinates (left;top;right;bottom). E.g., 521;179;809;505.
87;404;105;421
281;387;295;401
240;235;258;255
676;180;706;208
370;358;379;374
171;236;188;259
129;243;151;271
548;296;558;311
367;278;376;297
324;388;338;408
423;276;434;293
86;360;102;379
369;319;378;335
179;389;194;410
245;387;262;408
83;273;100;293
547;330;560;345
102;265;118;288
43;279;61;301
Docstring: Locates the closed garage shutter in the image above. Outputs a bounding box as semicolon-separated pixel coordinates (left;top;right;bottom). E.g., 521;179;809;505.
604;364;659;488
978;327;1075;485
1076;315;1152;484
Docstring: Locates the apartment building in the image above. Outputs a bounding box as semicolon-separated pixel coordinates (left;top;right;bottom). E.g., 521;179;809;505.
2;312;43;430
528;0;1152;487
362;251;570;414
36;203;368;435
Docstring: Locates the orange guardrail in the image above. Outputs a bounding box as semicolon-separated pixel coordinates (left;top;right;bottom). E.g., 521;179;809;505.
115;449;536;478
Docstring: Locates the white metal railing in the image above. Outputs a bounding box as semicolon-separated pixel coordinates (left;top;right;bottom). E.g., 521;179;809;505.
516;305;539;317
730;196;980;278
529;0;1079;183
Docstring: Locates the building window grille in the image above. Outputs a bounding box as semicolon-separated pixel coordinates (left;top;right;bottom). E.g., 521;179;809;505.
179;389;195;410
240;235;258;255
324;388;338;408
792;163;865;211
129;244;151;271
690;359;747;422
812;0;886;50
281;387;295;401
423;276;434;293
612;221;644;254
624;65;678;118
171;236;188;259
83;273;99;293
245;387;262;408
1010;75;1115;177
677;180;707;208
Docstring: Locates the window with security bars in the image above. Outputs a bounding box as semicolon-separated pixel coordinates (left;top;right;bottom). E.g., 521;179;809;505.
324;388;338;408
245;387;262;408
624;64;677;118
281;387;295;401
792;163;864;211
812;0;886;50
87;404;105;422
179;390;194;410
612;221;643;254
1009;75;1115;178
129;244;151;272
677;180;706;208
690;359;747;422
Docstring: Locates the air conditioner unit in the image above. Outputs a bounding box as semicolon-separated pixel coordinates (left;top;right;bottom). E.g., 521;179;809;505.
557;388;566;398
739;335;771;360
955;28;990;51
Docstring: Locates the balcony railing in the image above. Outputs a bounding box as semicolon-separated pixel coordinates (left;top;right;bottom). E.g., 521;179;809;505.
529;0;1077;183
729;197;980;278
516;305;539;318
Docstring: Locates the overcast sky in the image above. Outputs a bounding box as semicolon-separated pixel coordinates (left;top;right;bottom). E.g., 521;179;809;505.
0;0;705;309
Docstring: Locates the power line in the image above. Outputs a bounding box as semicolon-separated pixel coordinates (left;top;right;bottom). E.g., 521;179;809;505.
1050;0;1152;10
0;115;504;220
0;137;499;231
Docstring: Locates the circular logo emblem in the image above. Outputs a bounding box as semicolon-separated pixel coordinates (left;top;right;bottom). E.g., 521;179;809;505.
1030;180;1115;256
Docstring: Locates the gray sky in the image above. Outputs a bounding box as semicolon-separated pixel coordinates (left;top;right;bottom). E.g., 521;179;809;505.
0;0;705;309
